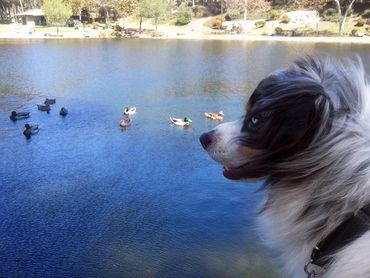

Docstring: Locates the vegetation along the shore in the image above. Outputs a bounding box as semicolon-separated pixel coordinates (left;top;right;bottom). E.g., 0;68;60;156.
1;0;370;39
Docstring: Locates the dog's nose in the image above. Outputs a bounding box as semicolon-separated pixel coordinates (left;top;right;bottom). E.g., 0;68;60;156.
200;131;214;149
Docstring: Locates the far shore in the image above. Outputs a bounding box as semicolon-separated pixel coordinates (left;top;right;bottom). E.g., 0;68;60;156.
2;19;370;44
2;31;370;44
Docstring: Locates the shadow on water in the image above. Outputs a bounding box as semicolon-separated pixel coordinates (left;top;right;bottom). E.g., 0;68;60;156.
1;39;370;277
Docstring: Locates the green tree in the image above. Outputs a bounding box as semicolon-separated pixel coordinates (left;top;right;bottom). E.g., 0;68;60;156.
43;0;72;34
115;0;138;28
67;0;95;22
145;0;169;31
136;0;148;32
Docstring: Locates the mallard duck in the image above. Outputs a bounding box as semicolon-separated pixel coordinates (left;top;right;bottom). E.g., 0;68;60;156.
9;111;30;121
170;117;192;126
23;123;39;139
123;107;137;115
59;107;68;116
44;98;56;105
205;111;224;121
120;118;132;127
37;104;51;112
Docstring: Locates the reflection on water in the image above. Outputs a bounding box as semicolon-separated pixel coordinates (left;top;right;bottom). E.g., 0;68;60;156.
0;39;369;277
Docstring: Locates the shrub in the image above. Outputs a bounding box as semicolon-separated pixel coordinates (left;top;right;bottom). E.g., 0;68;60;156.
254;20;265;28
231;24;243;34
92;21;99;29
151;31;164;37
176;10;191;25
355;18;366;27
225;9;240;21
269;10;281;20
362;9;370;19
322;8;339;22
0;16;12;24
351;29;363;37
280;14;290;24
274;26;283;35
192;5;204;18
323;8;337;17
212;16;225;29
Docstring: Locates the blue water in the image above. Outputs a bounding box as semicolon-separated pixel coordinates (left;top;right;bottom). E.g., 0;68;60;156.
1;39;370;277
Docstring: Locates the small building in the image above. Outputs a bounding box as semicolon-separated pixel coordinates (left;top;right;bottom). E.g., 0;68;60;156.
16;9;46;27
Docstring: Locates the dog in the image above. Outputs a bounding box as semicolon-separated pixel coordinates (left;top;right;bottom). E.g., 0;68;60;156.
200;56;370;278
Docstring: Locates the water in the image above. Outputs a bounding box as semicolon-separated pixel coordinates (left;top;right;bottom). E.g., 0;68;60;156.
0;39;370;277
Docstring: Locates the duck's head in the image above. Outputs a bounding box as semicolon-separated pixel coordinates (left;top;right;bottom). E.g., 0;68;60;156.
24;124;31;129
184;117;192;123
219;111;224;116
11;111;17;116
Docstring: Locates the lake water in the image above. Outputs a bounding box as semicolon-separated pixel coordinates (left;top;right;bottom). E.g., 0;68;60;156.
1;39;370;278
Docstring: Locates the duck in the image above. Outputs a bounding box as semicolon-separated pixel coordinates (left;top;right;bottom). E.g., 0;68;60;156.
23;123;39;139
44;98;56;105
120;117;132;127
9;111;30;121
123;107;137;115
205;111;224;121
170;117;192;126
37;104;51;112
59;107;68;116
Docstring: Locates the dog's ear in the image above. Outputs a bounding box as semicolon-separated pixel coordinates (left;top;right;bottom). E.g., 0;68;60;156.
294;55;365;116
245;73;333;154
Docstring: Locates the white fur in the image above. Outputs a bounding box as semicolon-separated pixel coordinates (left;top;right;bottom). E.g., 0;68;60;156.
202;57;370;277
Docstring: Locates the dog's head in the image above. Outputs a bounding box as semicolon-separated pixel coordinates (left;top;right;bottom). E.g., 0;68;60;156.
200;56;366;181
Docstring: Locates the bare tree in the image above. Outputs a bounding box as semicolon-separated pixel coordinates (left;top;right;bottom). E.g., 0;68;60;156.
334;0;356;36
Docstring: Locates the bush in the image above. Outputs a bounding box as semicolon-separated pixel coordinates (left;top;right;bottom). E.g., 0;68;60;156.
225;9;240;21
362;9;370;19
351;29;363;37
274;26;283;35
92;21;99;29
269;10;281;21
151;31;164;37
323;8;337;17
0;16;12;24
280;14;290;24
355;18;366;27
231;24;243;34
322;8;339;22
176;10;191;25
211;16;225;29
192;5;204;18
254;20;265;28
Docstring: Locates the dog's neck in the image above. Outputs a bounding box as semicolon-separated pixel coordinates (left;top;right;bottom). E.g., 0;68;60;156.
258;123;370;277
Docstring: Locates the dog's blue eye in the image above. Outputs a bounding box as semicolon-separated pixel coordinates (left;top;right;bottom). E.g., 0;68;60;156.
251;116;259;125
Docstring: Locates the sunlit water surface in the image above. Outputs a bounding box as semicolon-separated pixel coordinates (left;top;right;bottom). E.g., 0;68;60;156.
1;39;370;277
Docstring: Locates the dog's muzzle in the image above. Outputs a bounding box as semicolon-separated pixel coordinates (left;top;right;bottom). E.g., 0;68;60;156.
200;130;215;150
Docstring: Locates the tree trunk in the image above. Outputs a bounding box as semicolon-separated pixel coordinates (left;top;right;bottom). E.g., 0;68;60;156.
79;9;82;22
335;0;356;36
19;0;24;13
192;0;195;7
139;15;142;33
244;0;247;21
220;0;223;14
57;26;59;35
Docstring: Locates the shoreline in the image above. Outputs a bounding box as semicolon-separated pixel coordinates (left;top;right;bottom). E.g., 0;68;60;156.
2;32;370;44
